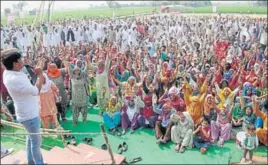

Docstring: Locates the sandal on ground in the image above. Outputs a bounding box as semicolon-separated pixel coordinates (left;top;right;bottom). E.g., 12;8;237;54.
101;144;107;150
117;144;123;154
110;128;116;135
122;142;128;152
83;137;93;144
71;137;77;145
64;135;71;139
128;157;142;163
82;137;92;141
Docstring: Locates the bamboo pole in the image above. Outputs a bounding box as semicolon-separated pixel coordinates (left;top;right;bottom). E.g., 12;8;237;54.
40;1;45;23
1;119;70;133
100;124;116;165
31;1;43;30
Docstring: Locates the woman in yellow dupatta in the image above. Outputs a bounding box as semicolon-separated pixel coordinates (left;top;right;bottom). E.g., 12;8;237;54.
103;96;122;136
215;82;240;109
182;76;208;127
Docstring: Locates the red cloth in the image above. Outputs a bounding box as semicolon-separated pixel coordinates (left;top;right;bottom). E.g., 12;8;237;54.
160;97;186;112
229;74;239;90
199;127;212;142
215;41;230;60
142;106;155;120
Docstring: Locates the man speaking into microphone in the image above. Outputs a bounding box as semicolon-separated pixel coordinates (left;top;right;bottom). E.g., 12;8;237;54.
2;48;45;165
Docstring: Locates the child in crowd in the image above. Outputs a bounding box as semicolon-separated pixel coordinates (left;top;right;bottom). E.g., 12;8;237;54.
240;124;258;164
193;118;211;154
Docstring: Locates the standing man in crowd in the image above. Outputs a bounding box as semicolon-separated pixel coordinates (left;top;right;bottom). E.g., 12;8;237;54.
2;49;45;165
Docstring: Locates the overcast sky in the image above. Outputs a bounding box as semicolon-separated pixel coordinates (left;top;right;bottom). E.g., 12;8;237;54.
1;1;251;12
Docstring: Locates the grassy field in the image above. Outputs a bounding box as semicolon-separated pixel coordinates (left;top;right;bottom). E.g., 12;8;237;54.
174;5;267;14
1;5;267;25
1;7;158;25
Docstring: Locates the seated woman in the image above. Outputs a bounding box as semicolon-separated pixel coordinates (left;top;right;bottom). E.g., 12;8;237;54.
170;111;194;153
182;82;208;127
211;103;233;147
138;95;158;128
232;92;246;128
193;118;212;154
202;94;217;124
242;82;257;104
103;95;122;136
39;73;59;129
154;102;173;144
215;82;240;109
252;96;268;146
158;86;185;112
121;95;145;134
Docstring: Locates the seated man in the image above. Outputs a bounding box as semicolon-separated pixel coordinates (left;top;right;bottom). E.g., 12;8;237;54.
170;111;194;153
154;103;173;144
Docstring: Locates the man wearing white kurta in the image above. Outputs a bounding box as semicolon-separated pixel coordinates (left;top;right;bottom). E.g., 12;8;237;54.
129;27;138;46
170;111;194;153
121;26;129;51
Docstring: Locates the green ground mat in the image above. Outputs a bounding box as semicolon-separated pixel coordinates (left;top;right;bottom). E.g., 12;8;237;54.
1;107;267;164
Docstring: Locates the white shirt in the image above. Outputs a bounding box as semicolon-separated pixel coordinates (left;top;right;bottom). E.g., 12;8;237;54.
126;96;145;121
260;31;267;45
3;70;39;122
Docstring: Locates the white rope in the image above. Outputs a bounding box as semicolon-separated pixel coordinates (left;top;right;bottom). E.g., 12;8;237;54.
1;132;109;136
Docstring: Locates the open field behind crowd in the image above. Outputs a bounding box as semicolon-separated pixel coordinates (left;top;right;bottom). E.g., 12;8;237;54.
1;5;267;25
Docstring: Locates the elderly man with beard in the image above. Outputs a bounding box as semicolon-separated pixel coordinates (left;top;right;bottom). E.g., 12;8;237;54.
170;111;194;153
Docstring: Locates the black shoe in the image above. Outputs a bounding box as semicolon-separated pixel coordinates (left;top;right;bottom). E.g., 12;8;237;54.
101;144;107;150
122;142;128;152
118;144;123;154
87;138;93;145
64;134;71;139
66;141;71;145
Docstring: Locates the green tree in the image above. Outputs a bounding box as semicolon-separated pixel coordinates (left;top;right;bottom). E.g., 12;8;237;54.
14;1;27;12
4;8;11;16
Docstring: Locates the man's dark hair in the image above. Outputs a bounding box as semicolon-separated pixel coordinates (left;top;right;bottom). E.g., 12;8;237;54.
1;51;22;70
